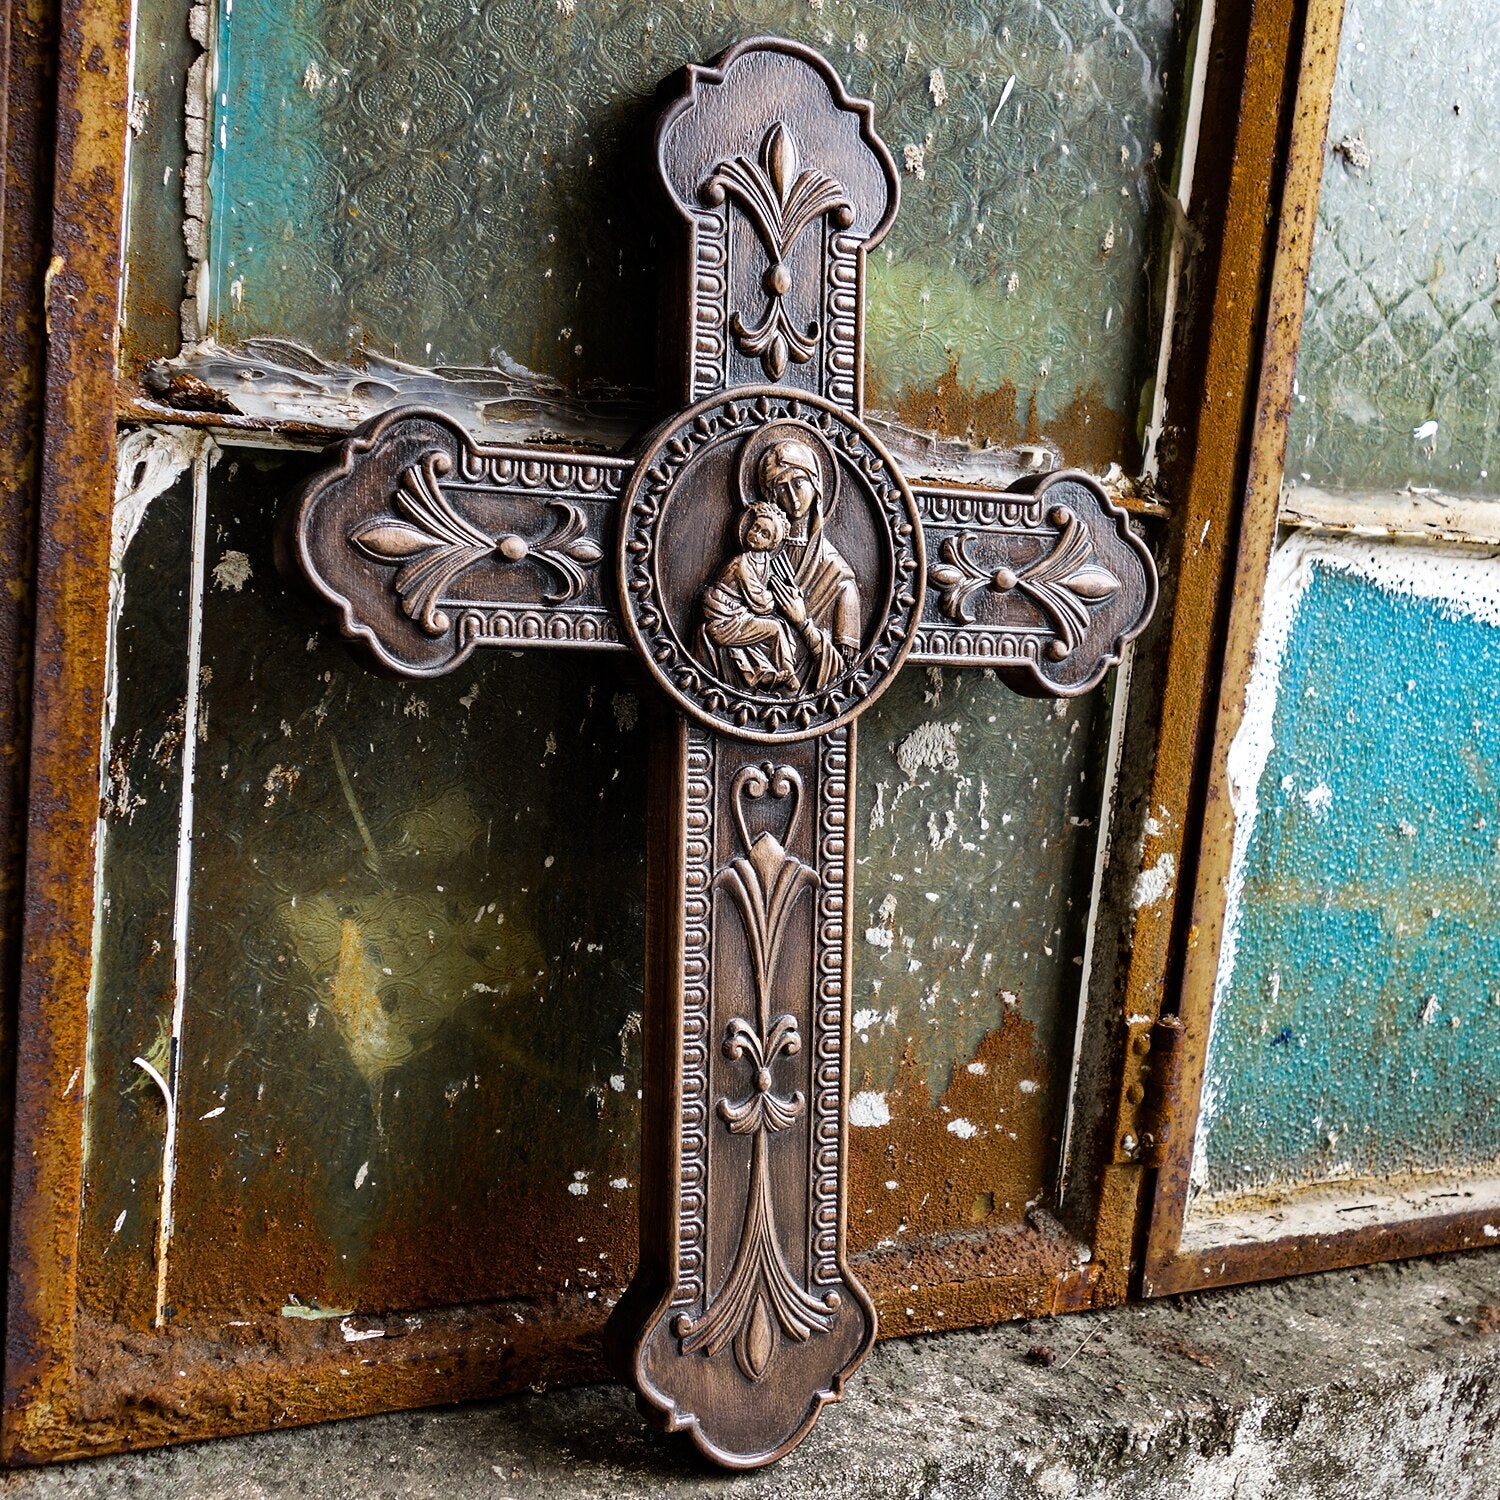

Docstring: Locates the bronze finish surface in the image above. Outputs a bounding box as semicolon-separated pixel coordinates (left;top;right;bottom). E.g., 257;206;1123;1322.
289;38;1155;1467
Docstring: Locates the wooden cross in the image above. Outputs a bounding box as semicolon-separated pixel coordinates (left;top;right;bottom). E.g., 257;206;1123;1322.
287;37;1156;1469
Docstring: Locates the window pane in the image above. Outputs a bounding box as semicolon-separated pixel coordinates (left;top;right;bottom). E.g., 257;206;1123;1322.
83;452;1113;1337
1193;538;1500;1214
1287;0;1500;497
203;0;1184;464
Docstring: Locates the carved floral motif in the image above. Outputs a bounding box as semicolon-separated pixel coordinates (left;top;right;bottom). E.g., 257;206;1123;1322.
674;764;838;1382
929;505;1122;660
351;448;603;633
704;123;854;379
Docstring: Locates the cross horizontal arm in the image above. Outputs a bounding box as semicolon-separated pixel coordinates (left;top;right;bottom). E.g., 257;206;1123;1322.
286;407;630;676
908;472;1157;694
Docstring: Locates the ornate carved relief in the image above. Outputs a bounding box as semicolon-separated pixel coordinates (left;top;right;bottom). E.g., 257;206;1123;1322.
704;123;853;379
618;388;922;741
290;407;626;675
909;474;1158;694
284;36;1157;1472
349;448;602;633
673;765;839;1383
655;37;899;411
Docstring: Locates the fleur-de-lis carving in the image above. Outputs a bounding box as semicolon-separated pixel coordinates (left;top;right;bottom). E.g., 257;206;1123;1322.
704;123;853;379
929;506;1122;660
674;764;839;1383
351;449;602;632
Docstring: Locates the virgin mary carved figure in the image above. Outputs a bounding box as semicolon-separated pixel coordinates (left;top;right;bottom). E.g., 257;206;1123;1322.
699;429;862;696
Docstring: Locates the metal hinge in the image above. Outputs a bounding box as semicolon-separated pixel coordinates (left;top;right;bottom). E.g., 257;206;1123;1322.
1114;1013;1187;1167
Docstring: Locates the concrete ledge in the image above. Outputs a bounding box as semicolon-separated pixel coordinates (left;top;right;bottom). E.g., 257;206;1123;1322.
3;1253;1497;1499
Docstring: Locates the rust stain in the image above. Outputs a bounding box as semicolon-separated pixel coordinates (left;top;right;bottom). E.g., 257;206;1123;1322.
1139;0;1357;1298
850;1009;1056;1250
872;356;1135;472
4;0;136;1460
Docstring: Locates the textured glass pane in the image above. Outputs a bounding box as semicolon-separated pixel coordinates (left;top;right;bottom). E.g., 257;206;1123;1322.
1287;0;1500;496
83;452;1113;1328
169;455;651;1316
850;667;1105;1246
207;0;1185;463
1195;541;1500;1206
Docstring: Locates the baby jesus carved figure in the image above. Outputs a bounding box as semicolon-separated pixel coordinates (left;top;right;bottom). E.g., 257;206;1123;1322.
699;502;803;693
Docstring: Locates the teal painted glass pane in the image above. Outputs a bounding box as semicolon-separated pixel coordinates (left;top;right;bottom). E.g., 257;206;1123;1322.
1198;547;1500;1200
1288;0;1500;496
207;0;1185;460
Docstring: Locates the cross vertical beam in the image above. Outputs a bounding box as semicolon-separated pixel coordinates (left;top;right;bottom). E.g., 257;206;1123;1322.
288;36;1156;1468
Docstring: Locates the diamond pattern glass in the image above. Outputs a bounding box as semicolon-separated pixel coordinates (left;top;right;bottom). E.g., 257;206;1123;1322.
1288;0;1500;497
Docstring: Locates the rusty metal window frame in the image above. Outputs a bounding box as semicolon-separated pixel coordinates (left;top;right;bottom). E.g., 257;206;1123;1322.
1137;0;1500;1297
1;0;1333;1461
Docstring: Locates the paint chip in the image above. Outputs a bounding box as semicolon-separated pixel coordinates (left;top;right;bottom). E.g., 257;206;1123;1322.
612;692;638;732
1301;782;1333;816
354;1161;369;1189
849;1091;891;1127
1132;852;1176;909
946;1117;978;1139
895;719;960;779
211;550;252;592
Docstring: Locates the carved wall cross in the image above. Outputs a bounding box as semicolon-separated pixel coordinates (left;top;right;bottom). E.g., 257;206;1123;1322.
288;37;1156;1469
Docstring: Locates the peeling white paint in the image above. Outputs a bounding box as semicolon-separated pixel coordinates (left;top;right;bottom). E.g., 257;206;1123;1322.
946;1117;978;1139
354;1161;370;1189
849;1091;891;1127
112;428;204;573
1302;781;1334;816
1132;852;1176;909
894;719;960;780
865;891;898;950
211;548;252;592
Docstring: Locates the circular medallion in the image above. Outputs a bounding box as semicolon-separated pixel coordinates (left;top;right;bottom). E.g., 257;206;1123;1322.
618;387;924;742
